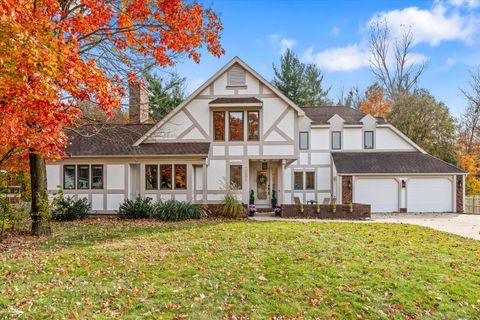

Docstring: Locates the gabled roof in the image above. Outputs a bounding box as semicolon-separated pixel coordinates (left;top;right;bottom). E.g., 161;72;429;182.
332;152;465;174
134;56;305;146
302;106;387;125
65;124;210;157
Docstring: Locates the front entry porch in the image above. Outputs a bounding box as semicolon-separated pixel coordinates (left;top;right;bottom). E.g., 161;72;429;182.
249;160;283;208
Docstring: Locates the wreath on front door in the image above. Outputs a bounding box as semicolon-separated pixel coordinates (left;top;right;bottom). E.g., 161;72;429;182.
257;174;267;185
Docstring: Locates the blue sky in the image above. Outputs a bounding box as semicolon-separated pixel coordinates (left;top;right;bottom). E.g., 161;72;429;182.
173;0;480;117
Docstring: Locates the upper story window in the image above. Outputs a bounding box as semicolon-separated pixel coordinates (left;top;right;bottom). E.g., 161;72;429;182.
213;111;225;141
332;131;342;150
247;111;259;141
227;66;246;86
299;131;309;150
229;111;244;141
364;131;374;149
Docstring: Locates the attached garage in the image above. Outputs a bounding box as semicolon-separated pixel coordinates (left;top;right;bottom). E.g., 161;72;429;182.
407;178;453;212
332;152;466;213
354;178;398;212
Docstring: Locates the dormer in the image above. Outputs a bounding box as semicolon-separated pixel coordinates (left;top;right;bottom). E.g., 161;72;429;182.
327;114;345;131
360;114;378;131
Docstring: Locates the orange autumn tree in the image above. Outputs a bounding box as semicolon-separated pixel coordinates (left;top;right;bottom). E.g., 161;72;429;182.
359;83;392;118
0;0;224;235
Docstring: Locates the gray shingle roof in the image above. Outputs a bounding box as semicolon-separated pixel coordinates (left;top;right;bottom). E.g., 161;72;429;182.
209;97;262;104
301;106;387;125
66;124;210;157
332;152;464;174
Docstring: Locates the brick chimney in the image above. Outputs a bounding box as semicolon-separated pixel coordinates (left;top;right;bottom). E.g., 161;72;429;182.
129;83;149;124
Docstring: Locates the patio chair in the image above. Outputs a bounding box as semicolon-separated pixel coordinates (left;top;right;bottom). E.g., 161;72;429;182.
322;197;331;205
293;197;301;205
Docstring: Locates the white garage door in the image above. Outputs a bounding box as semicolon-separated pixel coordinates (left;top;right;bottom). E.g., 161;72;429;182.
354;178;399;212
407;178;452;212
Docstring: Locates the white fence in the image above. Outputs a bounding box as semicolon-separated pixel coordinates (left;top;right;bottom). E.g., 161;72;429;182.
465;195;480;214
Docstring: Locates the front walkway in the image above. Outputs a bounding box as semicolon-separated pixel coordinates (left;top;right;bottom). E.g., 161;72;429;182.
249;213;480;240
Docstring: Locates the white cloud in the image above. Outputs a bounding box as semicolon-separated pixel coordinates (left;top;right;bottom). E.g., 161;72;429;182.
448;0;480;9
441;56;457;69
332;26;340;36
369;2;479;46
303;45;370;72
266;33;296;53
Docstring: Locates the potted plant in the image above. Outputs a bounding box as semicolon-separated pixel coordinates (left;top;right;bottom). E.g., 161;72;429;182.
348;202;353;213
331;203;337;213
300;203;304;214
249;190;255;205
316;203;321;214
274;205;281;216
248;204;256;217
271;190;278;208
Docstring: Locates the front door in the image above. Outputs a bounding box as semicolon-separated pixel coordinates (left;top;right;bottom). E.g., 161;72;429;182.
256;170;269;206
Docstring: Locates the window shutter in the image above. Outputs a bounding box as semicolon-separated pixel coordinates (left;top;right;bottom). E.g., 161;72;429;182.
228;66;246;86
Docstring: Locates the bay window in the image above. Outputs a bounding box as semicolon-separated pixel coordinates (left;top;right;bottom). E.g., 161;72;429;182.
213;111;225;141
247;111;259;141
229;111;244;141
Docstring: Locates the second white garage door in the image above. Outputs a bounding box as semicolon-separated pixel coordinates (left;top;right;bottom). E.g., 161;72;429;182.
407;178;452;212
354;178;399;212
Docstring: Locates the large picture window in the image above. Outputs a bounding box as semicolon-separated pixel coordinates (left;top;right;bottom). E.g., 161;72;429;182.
145;165;158;190
230;165;242;189
91;165;104;189
175;164;187;190
63;165;75;190
364;131;374;149
213;111;225;141
77;165;90;189
332;131;341;150
247;111;259;141
160;165;172;190
299;132;309;150
229;111;244;141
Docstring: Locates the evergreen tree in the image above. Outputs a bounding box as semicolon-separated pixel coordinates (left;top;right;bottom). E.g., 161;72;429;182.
272;49;330;107
144;71;186;121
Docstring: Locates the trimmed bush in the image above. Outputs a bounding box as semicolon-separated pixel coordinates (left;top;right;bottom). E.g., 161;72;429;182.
153;200;201;221
118;197;154;219
53;197;90;221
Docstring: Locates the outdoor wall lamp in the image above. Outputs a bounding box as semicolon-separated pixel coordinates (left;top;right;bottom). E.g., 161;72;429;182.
457;178;463;188
401;180;406;188
347;180;352;189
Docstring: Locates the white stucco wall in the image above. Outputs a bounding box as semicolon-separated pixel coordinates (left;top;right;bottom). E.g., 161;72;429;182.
106;164;125;190
310;129;329;150
343;128;362;150
46;165;60;190
376;127;415;150
207;160;226;190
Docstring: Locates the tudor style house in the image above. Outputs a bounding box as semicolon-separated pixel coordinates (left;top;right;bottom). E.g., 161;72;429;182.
46;57;466;213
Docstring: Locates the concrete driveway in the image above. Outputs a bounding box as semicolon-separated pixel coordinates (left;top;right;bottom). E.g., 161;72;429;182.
250;213;480;240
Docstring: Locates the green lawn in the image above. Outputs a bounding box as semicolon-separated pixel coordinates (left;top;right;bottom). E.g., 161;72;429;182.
1;219;479;319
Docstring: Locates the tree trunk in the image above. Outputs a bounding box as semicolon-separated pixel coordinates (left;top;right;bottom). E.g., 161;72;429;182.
29;152;51;236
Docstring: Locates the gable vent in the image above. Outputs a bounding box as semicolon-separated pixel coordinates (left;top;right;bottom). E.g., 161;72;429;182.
228;66;246;86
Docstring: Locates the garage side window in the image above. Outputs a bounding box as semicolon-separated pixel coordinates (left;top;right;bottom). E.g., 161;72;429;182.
145;165;158;190
364;131;374;149
160;165;173;190
77;165;90;189
175;164;187;190
63;165;76;190
91;165;104;189
332;131;341;150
